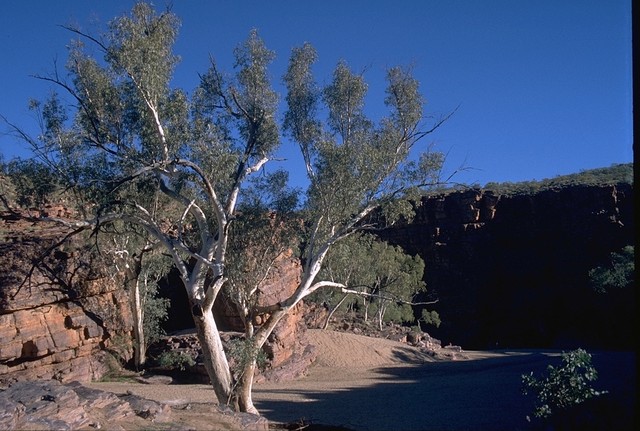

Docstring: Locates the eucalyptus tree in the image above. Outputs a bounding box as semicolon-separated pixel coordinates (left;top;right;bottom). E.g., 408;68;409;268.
3;2;451;414
274;44;448;312
236;44;449;410
8;3;282;412
315;233;430;330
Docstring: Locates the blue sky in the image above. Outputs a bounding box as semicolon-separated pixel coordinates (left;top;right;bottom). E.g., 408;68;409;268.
0;0;632;187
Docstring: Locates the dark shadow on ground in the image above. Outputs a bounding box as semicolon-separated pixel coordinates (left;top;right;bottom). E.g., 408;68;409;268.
255;350;636;431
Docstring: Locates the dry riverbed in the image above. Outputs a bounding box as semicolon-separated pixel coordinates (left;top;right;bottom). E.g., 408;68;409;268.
88;330;636;430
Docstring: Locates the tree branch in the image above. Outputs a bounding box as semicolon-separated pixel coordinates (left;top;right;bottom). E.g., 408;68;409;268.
59;25;109;53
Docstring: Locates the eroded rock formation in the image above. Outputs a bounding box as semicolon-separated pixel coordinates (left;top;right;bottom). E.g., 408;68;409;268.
0;208;134;385
0;380;171;430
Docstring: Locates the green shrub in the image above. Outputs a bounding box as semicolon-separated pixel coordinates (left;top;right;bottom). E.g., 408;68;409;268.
522;349;607;419
157;350;196;371
589;246;634;293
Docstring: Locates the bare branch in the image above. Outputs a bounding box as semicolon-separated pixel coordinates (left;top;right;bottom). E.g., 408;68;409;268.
339;287;439;306
59;24;109;53
413;105;460;142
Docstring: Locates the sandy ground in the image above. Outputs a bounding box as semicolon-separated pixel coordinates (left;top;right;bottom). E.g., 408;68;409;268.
88;329;637;431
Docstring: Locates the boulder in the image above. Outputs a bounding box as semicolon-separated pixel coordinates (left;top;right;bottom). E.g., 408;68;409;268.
0;380;171;430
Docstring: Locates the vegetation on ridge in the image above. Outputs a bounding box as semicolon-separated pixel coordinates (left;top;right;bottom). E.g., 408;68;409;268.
482;163;633;196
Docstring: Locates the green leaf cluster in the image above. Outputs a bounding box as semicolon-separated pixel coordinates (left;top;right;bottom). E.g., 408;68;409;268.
283;44;446;246
157;350;196;371
522;349;607;419
227;337;269;376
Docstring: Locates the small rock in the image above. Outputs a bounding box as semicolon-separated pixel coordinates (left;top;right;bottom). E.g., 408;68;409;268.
135;374;173;385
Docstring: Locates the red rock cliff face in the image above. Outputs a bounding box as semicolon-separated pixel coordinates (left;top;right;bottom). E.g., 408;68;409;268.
377;183;634;349
0;208;310;384
0;209;134;384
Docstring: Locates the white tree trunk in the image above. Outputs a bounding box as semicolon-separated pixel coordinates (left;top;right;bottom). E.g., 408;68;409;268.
363;297;370;322
237;358;259;414
377;303;386;331
132;279;146;368
191;302;236;409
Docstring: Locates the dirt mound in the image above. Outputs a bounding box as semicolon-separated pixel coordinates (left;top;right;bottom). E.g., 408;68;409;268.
306;329;440;367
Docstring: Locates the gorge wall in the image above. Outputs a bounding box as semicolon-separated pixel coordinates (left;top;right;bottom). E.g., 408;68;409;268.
0;207;134;385
378;182;635;350
1;180;634;384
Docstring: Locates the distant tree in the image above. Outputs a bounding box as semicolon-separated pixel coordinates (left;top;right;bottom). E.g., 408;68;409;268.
106;225;171;368
368;242;427;329
0;2;451;414
312;234;378;326
317;234;433;330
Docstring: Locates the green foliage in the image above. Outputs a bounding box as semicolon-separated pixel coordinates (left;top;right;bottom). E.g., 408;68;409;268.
227;337;269;376
376;302;414;324
589;246;634;293
157;350;196;371
283;43;446;250
483;163;633;197
107;2;180;93
138;250;172;348
315;233;429;327
420;309;441;328
5;159;59;209
142;281;170;348
522;349;607;419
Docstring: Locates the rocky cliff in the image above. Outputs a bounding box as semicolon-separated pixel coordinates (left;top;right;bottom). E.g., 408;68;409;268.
0;207;134;385
1;178;633;384
378;182;634;349
0;207;311;384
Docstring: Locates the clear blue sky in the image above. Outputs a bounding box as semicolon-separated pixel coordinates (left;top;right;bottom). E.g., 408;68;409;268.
0;0;632;187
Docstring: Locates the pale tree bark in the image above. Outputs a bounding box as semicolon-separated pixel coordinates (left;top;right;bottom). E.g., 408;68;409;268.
363;297;370;323
322;293;350;329
236;359;258;414
377;303;386;331
117;250;147;369
192;302;235;407
132;278;146;367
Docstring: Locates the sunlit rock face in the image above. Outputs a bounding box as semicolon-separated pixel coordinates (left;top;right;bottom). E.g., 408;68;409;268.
0;206;134;385
377;183;634;349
